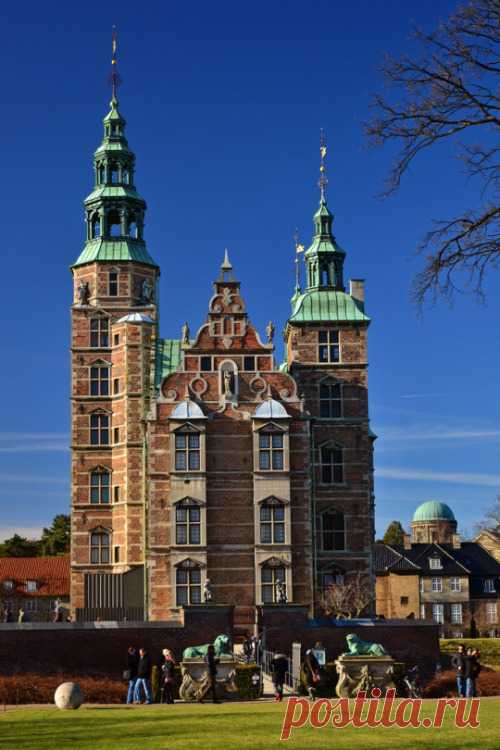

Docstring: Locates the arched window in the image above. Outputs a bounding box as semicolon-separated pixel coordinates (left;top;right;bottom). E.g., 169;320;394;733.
320;444;343;484
128;213;138;238
175;429;200;471
90;412;110;446
108;271;118;296
90;363;110;396
261;563;286;603
319;380;342;418
90;529;110;564
259;428;284;471
90;317;109;348
109;162;119;184
122;166;130;184
317;510;345;551
90;468;110;504
260;498;285;543
176;560;202;605
91;213;101;238
107;210;121;237
175;499;201;545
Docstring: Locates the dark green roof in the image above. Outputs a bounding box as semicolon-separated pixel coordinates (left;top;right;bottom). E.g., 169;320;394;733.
155;338;182;387
413;501;456;522
289;289;370;323
72;238;157;268
84;186;144;203
304;235;346;258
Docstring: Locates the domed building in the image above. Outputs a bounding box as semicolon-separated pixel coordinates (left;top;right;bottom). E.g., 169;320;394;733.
411;501;457;544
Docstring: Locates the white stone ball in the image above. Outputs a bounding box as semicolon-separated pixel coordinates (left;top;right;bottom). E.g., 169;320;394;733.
54;682;84;710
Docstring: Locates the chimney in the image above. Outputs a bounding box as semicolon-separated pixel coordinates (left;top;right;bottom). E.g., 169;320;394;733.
452;533;461;549
403;533;412;550
349;279;365;310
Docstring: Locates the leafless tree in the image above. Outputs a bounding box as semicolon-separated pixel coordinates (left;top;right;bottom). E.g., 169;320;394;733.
366;0;500;305
474;494;500;533
319;570;373;618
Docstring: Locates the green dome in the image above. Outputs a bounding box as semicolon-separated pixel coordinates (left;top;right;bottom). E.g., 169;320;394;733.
412;501;456;522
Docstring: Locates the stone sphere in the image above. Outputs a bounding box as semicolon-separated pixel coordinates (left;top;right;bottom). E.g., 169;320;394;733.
54;682;84;710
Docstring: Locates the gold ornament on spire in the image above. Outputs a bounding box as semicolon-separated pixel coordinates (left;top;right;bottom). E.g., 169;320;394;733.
319;128;328;200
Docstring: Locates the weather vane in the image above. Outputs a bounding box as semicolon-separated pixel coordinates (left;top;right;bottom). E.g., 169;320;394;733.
319;128;328;200
294;227;305;292
108;25;122;100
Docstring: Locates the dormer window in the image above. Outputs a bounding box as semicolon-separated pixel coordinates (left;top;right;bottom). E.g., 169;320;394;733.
484;578;496;593
26;580;37;593
2;580;14;592
429;557;442;570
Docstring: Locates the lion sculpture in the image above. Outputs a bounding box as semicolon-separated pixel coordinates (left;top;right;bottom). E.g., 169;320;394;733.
182;633;232;660
343;632;388;657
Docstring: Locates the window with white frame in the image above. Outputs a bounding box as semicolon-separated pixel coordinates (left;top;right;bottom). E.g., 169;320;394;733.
90;530;110;564
261;564;286;604
432;603;444;624
90;317;109;348
431;577;443;592
260;498;285;544
174;432;200;471
320;444;343;484
317;509;345;551
486;602;498;623
451;603;463;624
26;599;38;612
484;578;496;593
420;577;424;594
176;562;201;605
319;570;344;592
449;577;461;592
318;330;340;363
90;467;111;504
25;580;37;593
176;499;201;545
90;413;110;445
90;364;110;396
259;430;284;471
319;380;342;418
429;557;442;570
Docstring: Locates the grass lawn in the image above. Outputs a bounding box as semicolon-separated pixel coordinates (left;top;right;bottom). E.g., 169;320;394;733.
1;699;499;750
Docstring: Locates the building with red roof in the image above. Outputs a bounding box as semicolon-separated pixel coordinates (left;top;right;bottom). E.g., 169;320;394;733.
0;557;70;622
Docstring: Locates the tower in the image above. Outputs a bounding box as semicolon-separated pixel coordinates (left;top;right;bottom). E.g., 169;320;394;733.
285;135;375;601
70;40;159;619
411;501;457;544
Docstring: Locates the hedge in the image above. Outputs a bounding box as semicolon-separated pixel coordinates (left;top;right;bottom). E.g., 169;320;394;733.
423;668;500;698
440;638;500;667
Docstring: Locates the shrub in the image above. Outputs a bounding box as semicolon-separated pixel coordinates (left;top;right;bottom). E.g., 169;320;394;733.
299;662;338;697
423;668;500;698
440;638;500;668
0;674;127;705
234;664;261;699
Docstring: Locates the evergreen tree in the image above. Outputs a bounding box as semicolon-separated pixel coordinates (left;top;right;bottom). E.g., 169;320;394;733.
38;514;70;556
0;534;39;557
382;520;406;546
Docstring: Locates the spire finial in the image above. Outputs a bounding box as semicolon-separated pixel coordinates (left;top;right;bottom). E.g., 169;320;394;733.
294;228;305;293
109;25;122;102
318;128;328;202
221;248;233;272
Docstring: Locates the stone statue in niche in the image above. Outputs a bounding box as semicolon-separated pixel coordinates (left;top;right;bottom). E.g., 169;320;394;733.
141;278;154;303
77;281;90;305
182;322;190;345
266;320;275;343
275;580;287;604
204;579;213;603
223;369;235;397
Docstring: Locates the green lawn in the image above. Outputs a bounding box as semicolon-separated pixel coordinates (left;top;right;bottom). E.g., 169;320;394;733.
1;699;499;750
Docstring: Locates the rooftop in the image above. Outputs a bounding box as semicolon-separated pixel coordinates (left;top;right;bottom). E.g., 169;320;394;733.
0;557;70;597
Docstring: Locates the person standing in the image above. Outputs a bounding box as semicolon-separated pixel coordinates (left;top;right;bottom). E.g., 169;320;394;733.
453;644;466;697
303;645;321;701
125;646;139;705
271;653;288;702
161;649;176;704
134;647;153;704
464;647;478;698
200;644;220;703
17;608;26;623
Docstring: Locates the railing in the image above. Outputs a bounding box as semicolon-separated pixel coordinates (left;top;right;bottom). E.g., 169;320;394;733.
261;648;299;694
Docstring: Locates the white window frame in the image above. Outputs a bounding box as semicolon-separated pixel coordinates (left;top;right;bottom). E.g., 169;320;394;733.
175;561;202;605
429;557;442;570
484;578;495;593
432;603;444;624
486;602;497;623
450;603;463;624
449;577;461;592
431;576;443;592
175;499;202;546
318;329;340;363
90;317;109;348
25;580;37;593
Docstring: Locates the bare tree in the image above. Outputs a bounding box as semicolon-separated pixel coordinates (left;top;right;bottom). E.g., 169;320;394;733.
319;571;373;618
366;0;500;305
474;495;500;533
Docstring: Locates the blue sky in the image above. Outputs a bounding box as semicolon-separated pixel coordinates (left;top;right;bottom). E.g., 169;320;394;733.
0;0;498;541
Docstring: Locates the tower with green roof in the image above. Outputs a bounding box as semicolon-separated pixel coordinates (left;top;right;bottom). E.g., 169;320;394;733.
284;134;375;598
70;38;159;620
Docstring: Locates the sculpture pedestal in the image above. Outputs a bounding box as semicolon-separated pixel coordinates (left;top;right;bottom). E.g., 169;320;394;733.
335;656;402;698
179;659;238;702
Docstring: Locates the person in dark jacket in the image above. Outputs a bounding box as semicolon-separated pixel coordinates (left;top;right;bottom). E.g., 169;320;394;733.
303;645;321;701
133;647;153;704
271;653;288;702
453;644;466;697
199;644;220;703
125;646;139;704
464;647;479;698
161;649;176;704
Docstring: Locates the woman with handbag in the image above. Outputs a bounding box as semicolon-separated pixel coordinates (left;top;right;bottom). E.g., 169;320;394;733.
125;645;139;704
161;649;176;704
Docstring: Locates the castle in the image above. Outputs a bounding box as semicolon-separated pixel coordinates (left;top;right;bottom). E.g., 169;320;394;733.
69;85;375;632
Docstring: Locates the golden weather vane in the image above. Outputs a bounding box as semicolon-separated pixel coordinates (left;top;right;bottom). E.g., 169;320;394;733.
319;128;328;200
109;25;122;100
294;228;305;291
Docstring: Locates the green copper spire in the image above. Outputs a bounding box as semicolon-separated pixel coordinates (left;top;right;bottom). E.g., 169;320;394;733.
287;132;369;325
73;36;157;268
